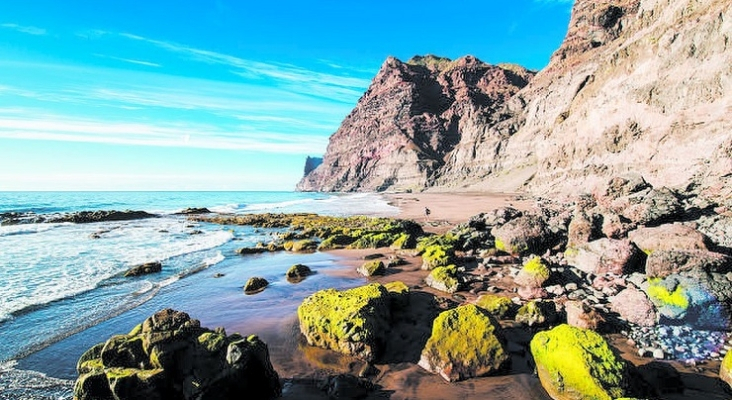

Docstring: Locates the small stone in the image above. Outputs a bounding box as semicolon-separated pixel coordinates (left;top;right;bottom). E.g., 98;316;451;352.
652;349;665;359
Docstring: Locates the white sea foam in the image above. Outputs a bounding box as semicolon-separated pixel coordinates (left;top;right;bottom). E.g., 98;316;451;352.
0;217;233;322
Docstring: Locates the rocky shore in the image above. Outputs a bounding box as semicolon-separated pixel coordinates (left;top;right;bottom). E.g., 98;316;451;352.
73;175;732;399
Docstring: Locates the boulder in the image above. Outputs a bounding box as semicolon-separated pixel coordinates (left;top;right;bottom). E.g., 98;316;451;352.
610;287;657;327
491;214;555;256
514;256;551;288
564;300;605;330
515;300;557;327
565;238;642;275
530;324;632;400
236;247;268;255
418;305;509;382
720;350;732;390
628;224;710;253
475;294;514;319
298;284;392;361
48;210;158;224
645;250;732;279
73;309;281;400
286;264;312;282
425;265;461;294
124;262;162;277
290;239;318;252
567;202;602;247
243;277;269;294
420;244;455;270
357;260;386;277
644;275;729;329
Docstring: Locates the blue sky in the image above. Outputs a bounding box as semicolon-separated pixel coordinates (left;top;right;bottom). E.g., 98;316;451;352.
0;0;573;191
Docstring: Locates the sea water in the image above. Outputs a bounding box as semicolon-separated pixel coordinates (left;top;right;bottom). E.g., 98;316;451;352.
0;191;397;399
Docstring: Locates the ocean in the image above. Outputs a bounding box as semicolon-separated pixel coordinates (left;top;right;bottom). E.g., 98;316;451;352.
0;191;398;399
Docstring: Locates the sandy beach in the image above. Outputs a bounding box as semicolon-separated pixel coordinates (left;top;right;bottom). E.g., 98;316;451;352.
382;192;534;233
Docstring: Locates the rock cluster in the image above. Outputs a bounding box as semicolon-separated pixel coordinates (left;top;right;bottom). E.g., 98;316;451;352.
74;309;281;400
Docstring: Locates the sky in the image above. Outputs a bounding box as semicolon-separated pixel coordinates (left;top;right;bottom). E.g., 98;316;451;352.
0;0;574;191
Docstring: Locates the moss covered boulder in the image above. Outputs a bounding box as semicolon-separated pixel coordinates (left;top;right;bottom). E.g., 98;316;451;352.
291;239;318;252
243;277;269;294
357;260;386;277
298;283;392;361
286;264;312;282
514;256;551;288
418;305;509;382
420;244;455;270
515;300;557;327
530;324;631;400
74;309;281;400
425;265;461;294
475;294;514;319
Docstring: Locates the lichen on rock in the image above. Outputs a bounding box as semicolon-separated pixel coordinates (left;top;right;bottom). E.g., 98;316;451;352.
297;283;392;361
425;265;461;293
530;324;631;400
418;304;509;382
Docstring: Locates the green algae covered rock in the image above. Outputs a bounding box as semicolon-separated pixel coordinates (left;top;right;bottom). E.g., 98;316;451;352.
475;294;514;319
357;260;386;277
318;234;355;250
298;283;392;361
514;256;551;288
286;263;312;282
516;300;557;327
418;304;509;382
74;309;281;400
420;244;455;270
530;324;630;400
243;276;269;294
291;239;318;252
425;265;461;293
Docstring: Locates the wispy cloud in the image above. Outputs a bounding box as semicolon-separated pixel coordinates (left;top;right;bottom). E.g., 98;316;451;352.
0;109;328;154
1;23;46;35
94;54;161;68
117;33;371;102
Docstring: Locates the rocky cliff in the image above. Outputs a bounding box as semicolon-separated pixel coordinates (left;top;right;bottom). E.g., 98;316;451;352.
299;0;732;207
296;55;534;192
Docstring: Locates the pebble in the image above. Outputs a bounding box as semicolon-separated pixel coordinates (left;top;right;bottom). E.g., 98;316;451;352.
626;324;728;362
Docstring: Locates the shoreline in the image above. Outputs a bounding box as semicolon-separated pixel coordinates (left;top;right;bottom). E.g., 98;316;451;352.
8;191;731;399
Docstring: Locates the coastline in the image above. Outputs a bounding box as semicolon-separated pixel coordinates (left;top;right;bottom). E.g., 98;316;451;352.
6;191;730;399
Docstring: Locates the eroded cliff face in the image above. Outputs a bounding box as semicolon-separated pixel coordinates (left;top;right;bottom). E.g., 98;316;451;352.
296;55;534;192
480;0;732;204
299;0;732;206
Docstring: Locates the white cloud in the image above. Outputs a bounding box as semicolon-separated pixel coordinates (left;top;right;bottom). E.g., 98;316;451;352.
0;111;328;154
93;54;161;68
1;23;46;35
117;33;372;101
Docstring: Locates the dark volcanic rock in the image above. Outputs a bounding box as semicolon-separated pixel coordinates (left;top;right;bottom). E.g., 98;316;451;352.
48;210;157;224
174;207;211;215
124;261;162;277
74;309;281;400
244;277;269;294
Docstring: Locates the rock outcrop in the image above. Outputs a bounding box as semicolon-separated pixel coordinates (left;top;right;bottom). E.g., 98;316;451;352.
298;0;732;210
74;309;281;400
297;55;534;192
